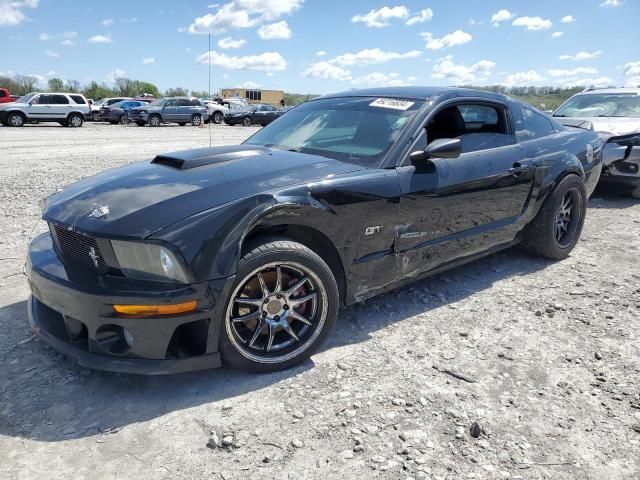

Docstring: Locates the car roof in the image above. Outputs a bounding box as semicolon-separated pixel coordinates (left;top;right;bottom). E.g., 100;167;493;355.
318;86;510;102
578;87;640;95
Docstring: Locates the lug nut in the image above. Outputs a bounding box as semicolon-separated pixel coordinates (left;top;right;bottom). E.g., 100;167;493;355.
274;315;279;321
283;305;289;310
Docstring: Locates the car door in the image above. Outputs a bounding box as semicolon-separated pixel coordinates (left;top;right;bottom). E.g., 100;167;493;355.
162;99;178;121
50;94;70;119
27;94;52;120
395;100;536;278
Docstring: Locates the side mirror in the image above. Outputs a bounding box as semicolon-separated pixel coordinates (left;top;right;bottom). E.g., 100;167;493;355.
410;138;462;162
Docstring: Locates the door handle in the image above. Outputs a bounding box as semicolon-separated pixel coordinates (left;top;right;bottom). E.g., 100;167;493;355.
508;163;530;175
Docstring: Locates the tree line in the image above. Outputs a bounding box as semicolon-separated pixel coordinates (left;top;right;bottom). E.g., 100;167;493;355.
0;74;210;100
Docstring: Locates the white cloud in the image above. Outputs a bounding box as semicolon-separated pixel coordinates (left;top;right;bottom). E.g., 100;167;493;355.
491;9;515;24
89;34;112;44
330;48;421;67
61;39;75;46
188;0;303;34
316;50;327;57
0;0;39;27
502;70;544;87
101;18;114;26
405;8;433;26
301;62;351;81
142;57;155;64
421;30;472;49
39;31;77;43
106;68;126;84
45;49;59;58
431;56;495;84
547;67;598;77
196;50;287;72
238;80;260;88
257;20;291;39
559;50;602;61
512;16;552;31
623;61;640;86
351;72;414;87
600;0;622;6
567;76;613;86
351;5;409;28
560;15;575;23
218;36;247;49
551;31;563;38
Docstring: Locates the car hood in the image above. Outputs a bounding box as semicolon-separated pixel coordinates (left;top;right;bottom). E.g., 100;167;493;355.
42;145;365;238
0;101;27;108
556;116;640;139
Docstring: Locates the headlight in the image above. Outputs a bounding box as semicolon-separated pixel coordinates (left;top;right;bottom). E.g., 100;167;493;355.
0;106;6;111
137;110;147;114
111;240;190;283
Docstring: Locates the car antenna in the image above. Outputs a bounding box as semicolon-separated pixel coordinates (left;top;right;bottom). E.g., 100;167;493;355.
208;33;212;148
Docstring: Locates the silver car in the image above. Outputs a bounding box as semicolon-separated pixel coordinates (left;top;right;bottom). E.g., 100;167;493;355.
553;87;640;198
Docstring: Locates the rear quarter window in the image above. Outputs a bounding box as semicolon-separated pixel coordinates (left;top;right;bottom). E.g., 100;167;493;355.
516;107;555;141
70;95;86;104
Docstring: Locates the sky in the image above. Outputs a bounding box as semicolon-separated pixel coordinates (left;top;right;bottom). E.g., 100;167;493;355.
1;0;639;94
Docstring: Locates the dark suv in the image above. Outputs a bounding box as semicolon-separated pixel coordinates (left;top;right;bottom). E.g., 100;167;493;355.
128;97;209;127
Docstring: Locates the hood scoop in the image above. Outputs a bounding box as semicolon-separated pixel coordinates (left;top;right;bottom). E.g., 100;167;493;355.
152;145;268;170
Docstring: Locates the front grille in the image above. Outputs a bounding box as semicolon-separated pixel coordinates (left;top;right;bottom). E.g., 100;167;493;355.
51;224;109;273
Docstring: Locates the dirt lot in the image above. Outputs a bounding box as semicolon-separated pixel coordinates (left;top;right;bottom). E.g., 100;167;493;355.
1;123;639;480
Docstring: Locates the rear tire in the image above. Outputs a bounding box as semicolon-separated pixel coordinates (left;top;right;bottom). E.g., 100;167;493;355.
191;114;202;126
220;239;339;373
7;112;24;127
120;114;130;125
521;174;586;260
91;112;101;122
213;112;223;124
68;113;83;127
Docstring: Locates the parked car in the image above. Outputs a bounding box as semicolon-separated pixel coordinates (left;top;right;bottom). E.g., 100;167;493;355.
553;87;640;198
0;92;90;127
203;100;230;124
89;97;130;121
0;88;12;104
128;97;209;127
223;103;282;126
100;100;147;124
27;87;602;374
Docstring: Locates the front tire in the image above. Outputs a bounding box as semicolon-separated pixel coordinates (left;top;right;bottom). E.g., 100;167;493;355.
148;115;161;127
7;112;24;127
220;240;339;373
521;174;587;260
91;112;101;122
212;112;223;124
242;116;252;127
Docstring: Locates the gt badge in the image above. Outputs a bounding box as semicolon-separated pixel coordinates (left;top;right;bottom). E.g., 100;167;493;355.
365;225;382;235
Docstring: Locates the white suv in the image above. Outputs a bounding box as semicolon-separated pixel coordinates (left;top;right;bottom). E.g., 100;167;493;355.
0;92;90;127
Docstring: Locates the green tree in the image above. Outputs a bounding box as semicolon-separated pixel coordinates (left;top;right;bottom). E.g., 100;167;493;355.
0;75;21;95
47;77;64;92
13;75;39;95
190;90;210;98
165;87;190;97
135;81;160;97
65;79;80;93
82;81;116;100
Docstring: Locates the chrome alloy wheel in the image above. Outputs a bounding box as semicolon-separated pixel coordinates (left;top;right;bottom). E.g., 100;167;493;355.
554;188;582;248
225;262;328;364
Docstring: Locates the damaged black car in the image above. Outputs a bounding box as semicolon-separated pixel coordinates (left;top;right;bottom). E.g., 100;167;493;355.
27;87;603;374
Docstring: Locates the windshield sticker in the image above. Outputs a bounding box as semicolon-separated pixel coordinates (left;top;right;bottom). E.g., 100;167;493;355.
370;98;415;111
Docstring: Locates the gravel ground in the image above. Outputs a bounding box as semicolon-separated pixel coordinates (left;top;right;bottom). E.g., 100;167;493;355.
1;123;639;480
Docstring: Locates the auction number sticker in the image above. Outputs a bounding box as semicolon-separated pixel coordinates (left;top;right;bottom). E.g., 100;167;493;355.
370;98;415;111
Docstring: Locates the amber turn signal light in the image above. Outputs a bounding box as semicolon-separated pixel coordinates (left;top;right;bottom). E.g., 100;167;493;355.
113;300;197;316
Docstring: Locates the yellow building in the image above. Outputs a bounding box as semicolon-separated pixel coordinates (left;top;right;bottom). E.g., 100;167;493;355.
221;88;284;107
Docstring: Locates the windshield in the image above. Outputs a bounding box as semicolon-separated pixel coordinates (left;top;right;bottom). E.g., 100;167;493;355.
244;97;423;167
555;93;640;118
17;93;36;103
149;98;167;106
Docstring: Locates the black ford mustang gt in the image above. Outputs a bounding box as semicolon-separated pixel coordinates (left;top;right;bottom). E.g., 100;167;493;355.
27;87;602;374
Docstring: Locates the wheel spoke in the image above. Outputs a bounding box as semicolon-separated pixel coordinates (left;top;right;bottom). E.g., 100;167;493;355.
232;310;261;324
248;318;265;348
257;272;268;297
289;292;317;307
265;322;276;352
284;277;308;296
289;309;312;326
282;323;300;342
273;266;283;294
234;297;263;307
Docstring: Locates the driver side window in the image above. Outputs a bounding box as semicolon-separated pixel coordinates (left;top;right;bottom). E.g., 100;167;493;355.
426;103;515;154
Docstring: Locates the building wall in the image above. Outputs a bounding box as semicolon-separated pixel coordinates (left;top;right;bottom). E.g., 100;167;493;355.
221;88;284;107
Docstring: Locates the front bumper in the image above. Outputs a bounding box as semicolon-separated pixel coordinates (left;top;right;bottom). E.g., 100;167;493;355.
26;233;235;374
128;112;150;123
599;144;640;193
